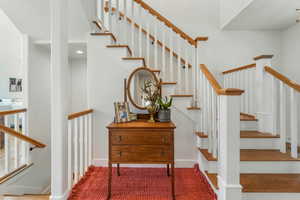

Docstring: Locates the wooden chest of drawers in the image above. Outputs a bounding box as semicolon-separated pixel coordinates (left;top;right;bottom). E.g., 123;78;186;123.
107;120;176;199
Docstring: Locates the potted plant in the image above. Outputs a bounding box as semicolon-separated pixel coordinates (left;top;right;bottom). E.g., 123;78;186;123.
157;96;173;122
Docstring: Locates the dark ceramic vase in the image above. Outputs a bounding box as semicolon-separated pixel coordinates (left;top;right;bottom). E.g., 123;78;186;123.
158;109;171;122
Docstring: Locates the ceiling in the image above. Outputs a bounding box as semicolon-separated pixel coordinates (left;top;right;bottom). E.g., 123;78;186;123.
223;0;300;30
0;0;91;41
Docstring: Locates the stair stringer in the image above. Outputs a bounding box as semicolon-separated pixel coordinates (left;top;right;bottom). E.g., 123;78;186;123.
0;165;45;195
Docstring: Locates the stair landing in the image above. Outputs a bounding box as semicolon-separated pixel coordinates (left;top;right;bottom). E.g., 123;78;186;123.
1;195;49;200
199;149;300;162
206;172;300;193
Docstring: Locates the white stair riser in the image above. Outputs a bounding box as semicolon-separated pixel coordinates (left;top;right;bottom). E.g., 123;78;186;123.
198;153;300;174
197;137;280;150
241;121;258;131
122;59;144;68
242;193;300;200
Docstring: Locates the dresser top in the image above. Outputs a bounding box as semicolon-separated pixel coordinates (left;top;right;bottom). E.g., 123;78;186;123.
107;120;176;129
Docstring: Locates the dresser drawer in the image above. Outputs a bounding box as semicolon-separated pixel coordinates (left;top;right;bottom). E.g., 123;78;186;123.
111;132;171;145
111;145;172;163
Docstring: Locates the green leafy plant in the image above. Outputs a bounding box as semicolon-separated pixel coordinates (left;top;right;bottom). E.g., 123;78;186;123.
157;96;173;110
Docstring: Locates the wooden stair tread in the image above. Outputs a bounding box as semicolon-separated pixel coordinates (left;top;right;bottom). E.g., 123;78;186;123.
240;131;279;138
240;113;258;121
199;149;300;161
195;131;278;139
161;82;177;85
106;45;132;55
205;172;300;193
170;94;193;97
187;107;201;110
90;32;117;42
2;194;50;199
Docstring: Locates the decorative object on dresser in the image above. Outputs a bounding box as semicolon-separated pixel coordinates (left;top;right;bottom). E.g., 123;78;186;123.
107;120;176;200
113;102;130;123
126;67;161;122
158;96;173;122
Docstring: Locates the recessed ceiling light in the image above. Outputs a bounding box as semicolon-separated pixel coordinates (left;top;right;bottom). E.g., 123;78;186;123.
76;50;84;55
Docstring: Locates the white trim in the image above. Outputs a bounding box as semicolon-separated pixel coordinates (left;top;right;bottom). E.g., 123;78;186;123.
92;159;196;168
50;189;69;200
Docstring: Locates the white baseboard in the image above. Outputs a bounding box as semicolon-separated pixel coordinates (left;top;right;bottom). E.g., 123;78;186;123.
50;189;69;200
92;159;196;168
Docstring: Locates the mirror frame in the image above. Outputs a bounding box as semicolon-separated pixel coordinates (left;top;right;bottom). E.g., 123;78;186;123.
126;67;160;110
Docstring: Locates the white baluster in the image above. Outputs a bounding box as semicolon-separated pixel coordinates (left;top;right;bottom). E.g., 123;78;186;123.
138;4;142;57
176;36;181;94
290;88;298;158
100;0;105;23
271;76;278;135
154;20;158;69
115;0;120;43
194;46;198;107
79;117;84;177
244;69;249;114
67;120;72;190
84;115;88;171
184;42;189;94
161;23;166;80
88;113;92;166
14;114;20;169
279;82;287;153
21;112;27;164
169;28;174;82
123;0;127;44
208;85;213;154
108;0;113;32
145;13;150;67
212;90;217;158
131;0;135;56
74;118;79;183
4;116;10;173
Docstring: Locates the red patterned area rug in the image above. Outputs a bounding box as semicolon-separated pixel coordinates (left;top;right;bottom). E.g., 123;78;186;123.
69;165;217;200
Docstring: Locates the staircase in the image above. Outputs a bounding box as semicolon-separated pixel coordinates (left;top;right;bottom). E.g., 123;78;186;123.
0;109;47;197
58;0;300;200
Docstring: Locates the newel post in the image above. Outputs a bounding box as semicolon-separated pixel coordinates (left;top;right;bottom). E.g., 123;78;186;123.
218;91;243;200
254;55;274;133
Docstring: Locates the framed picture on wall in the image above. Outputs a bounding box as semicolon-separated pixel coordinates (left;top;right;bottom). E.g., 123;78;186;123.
9;78;22;92
114;102;130;123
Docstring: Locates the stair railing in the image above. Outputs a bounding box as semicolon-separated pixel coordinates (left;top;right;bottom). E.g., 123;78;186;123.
264;66;300;158
199;64;243;199
223;63;256;115
0;108;46;182
67;109;93;190
222;55;300;158
96;0;208;107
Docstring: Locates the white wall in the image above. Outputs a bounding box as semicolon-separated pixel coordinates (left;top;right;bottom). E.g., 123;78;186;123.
0;9;23;99
220;0;253;28
280;24;300;83
70;58;88;112
143;0;281;74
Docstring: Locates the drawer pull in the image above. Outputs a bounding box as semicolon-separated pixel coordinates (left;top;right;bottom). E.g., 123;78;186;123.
118;136;122;142
118;151;122;157
162;137;166;143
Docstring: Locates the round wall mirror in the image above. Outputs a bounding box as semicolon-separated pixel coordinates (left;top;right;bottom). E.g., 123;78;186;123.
127;67;160;110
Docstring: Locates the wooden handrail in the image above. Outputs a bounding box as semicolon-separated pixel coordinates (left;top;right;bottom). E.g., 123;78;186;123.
68;109;94;120
200;64;244;96
0;108;27;116
0;125;46;148
134;0;207;46
222;63;256;75
104;0;208;46
103;4;193;67
265;66;300;92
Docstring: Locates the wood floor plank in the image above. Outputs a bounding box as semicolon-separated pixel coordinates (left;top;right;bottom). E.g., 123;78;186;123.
199;149;300;161
205;173;300;193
